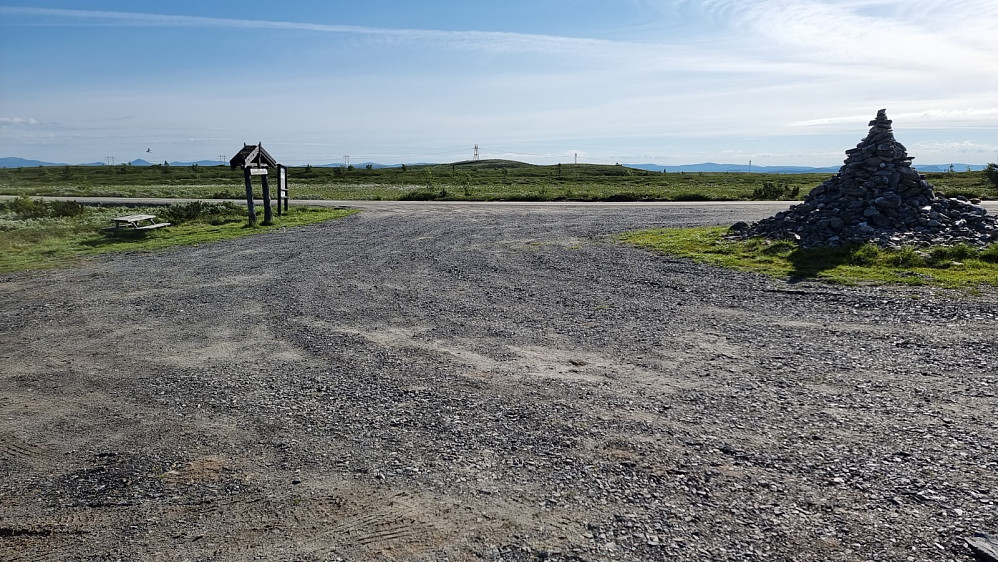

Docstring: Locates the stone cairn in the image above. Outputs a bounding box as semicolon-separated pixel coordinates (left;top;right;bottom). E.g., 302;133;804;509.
731;109;998;248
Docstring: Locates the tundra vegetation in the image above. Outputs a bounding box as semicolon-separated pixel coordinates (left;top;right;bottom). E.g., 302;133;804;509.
621;226;998;290
2;161;996;287
0;196;356;273
1;160;995;202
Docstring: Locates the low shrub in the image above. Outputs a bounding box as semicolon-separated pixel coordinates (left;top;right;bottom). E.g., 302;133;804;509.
3;195;88;219
7;195;50;219
927;243;975;265
985;163;998;189
399;189;443;201
159;201;244;225
847;243;881;266
750;181;800;201
49;200;87;218
891;246;926;267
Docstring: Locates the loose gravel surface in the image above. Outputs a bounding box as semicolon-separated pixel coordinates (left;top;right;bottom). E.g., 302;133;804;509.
1;202;996;562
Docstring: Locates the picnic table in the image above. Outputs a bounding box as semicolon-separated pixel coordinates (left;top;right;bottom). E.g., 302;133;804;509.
108;214;171;231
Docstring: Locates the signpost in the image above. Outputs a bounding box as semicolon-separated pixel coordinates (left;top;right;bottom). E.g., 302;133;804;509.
229;143;279;226
278;165;288;215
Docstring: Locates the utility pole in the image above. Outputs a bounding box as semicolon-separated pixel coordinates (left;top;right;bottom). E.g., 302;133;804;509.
473;144;479;161
218;155;226;165
574;153;578;165
343;155;350;167
748;160;752;173
105;156;115;165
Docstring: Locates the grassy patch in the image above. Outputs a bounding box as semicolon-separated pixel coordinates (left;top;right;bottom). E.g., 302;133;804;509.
620;226;998;289
4;162;995;202
0;198;358;273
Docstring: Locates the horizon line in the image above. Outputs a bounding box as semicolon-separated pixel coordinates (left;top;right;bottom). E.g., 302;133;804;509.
2;156;991;170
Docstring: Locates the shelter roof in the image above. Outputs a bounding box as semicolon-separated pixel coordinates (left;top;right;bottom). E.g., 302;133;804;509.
229;143;278;169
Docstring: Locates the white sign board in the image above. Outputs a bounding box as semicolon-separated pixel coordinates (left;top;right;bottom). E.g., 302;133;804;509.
250;167;268;176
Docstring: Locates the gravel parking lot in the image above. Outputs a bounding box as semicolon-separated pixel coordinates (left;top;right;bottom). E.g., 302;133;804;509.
1;202;996;561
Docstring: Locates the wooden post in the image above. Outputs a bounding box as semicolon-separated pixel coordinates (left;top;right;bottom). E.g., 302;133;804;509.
261;171;273;224
243;166;256;226
278;165;288;215
274;166;282;217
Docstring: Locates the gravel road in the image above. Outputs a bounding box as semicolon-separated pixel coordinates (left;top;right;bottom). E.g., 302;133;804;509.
1;202;996;561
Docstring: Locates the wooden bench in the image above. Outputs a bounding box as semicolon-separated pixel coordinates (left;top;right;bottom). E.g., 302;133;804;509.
107;214;171;231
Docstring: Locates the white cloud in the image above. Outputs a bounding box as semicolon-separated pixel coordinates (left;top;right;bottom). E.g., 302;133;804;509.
677;0;998;74
0;117;41;127
791;108;998;128
911;139;998;155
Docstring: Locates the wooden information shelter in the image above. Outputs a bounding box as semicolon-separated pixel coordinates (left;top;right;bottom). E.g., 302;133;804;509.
229;143;288;225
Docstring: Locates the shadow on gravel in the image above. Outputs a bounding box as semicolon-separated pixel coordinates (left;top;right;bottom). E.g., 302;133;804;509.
784;245;854;282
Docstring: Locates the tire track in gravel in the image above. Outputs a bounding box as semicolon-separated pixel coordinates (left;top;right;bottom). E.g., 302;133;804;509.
2;203;997;560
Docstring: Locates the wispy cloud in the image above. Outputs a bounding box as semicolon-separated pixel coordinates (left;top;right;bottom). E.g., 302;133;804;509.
0;4;916;78
0;6;623;57
675;0;998;71
792;108;998;127
0;117;41;127
911;139;998;154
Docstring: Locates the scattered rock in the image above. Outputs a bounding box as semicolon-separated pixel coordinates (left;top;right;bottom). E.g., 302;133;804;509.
968;533;998;562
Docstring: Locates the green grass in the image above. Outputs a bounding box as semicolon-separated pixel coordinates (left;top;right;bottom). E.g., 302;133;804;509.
620;226;998;290
5;161;993;202
0;199;358;273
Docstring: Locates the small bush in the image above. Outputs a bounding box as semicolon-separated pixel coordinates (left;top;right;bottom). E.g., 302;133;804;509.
159;201;243;225
891;246;926;267
928;243;975;265
750;181;800;201
49;200;86;218
605;193;641;202
984;163;998;189
848;243;881;266
399;189;440;201
8;195;50;219
980;244;998;264
2;195;87;219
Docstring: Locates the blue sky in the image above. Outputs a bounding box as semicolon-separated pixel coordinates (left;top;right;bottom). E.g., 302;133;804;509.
1;0;997;166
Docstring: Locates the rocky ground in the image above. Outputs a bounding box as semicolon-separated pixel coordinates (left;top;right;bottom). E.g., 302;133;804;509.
1;202;996;561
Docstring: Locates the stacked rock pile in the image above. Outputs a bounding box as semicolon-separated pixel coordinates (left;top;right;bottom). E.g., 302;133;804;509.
732;109;998;248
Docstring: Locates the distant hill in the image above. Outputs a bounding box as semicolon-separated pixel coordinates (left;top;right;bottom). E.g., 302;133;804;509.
171;160;228;167
1;156;989;173
128;159;226;167
910;163;987;173
628;162;987;174
0;156;67;168
629;162;840;174
314;162;404;169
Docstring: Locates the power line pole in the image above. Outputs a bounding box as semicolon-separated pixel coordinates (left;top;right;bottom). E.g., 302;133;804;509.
473;144;479;161
574;153;578;165
343;155;350;167
218;155;226;165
